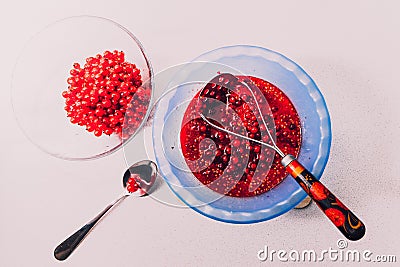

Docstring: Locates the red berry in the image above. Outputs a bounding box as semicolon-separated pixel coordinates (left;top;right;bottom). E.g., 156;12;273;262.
62;91;69;98
249;126;258;134
231;157;239;164
119;98;127;106
94;130;102;137
95;108;105;117
104;128;113;135
232;139;241;147
101;99;112;108
86;124;95;132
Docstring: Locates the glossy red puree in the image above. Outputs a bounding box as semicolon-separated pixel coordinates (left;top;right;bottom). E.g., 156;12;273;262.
180;74;301;197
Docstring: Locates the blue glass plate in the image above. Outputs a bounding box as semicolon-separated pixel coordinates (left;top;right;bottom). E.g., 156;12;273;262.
152;45;331;223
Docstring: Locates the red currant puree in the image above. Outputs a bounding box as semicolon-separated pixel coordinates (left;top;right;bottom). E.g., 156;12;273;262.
62;50;150;138
180;74;302;197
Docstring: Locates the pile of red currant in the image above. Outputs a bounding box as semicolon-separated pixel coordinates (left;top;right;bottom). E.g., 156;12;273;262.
62;50;150;138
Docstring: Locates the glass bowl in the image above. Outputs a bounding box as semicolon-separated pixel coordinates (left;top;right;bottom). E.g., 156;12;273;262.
11;16;153;160
152;45;331;223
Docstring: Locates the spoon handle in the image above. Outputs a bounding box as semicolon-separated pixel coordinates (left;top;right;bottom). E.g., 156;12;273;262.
282;155;366;241
54;195;128;261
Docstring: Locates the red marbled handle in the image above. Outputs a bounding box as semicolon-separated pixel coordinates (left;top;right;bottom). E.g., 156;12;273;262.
282;155;366;241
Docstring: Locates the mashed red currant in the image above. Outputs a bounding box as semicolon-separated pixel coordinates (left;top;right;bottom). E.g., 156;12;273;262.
180;74;301;197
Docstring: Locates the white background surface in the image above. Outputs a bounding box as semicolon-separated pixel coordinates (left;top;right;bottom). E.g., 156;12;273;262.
1;0;400;266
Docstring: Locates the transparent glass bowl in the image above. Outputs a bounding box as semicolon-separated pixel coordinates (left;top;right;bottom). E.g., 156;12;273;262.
152;45;331;223
11;16;153;160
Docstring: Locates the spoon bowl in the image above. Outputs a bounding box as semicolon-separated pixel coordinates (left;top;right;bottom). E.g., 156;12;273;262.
123;160;158;196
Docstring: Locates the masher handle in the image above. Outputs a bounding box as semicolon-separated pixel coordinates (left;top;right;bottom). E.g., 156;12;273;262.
283;156;366;241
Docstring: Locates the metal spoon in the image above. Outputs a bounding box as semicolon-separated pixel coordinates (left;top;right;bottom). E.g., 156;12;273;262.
54;160;158;261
